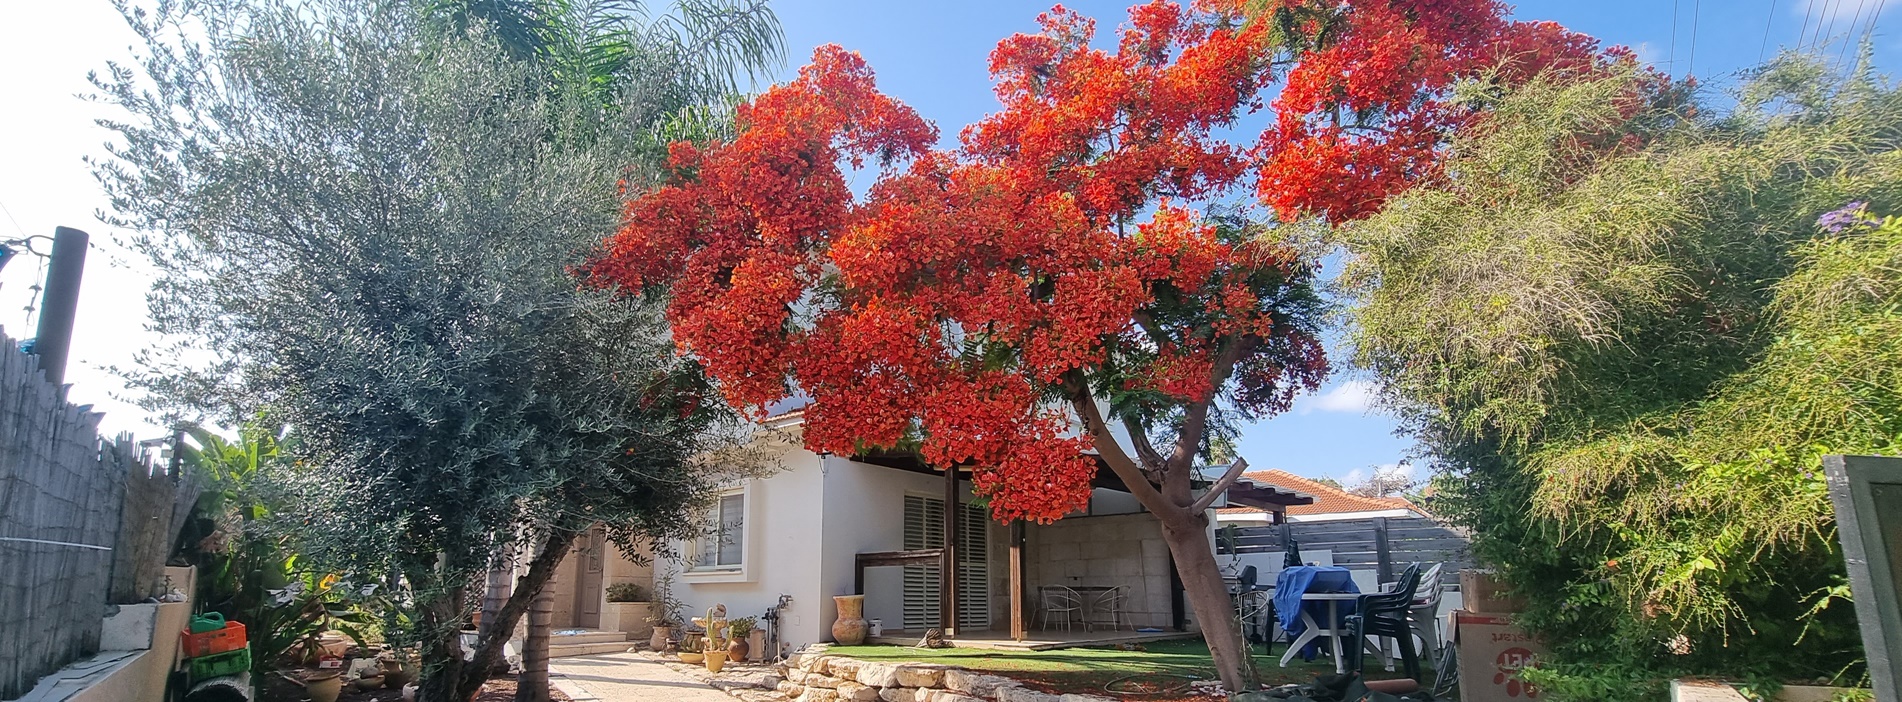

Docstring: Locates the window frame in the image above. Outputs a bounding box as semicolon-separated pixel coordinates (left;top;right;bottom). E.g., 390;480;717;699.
681;484;753;583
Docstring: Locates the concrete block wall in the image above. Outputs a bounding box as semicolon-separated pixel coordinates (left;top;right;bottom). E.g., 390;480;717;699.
1023;513;1172;629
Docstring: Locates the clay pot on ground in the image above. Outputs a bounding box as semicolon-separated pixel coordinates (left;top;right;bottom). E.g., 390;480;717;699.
832;595;868;645
302;672;345;702
650;626;674;651
678;650;704;664
353;674;385;692
726;636;749;662
747;630;766;662
704;649;727;674
380;656;416;688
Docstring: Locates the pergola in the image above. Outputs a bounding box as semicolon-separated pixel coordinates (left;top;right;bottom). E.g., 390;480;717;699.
850;452;1313;641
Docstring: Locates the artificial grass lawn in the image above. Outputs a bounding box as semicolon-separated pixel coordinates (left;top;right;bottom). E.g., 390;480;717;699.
826;639;1428;699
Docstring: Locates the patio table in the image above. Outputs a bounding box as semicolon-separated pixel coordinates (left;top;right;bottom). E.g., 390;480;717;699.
1038;585;1121;631
1279;592;1361;673
1271;565;1360;673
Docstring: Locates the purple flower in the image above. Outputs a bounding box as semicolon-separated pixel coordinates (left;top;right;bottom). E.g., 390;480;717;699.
1817;201;1875;233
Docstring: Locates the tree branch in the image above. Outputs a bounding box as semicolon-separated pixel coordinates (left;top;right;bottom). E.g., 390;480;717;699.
1163;335;1260;501
1064;372;1171;511
1188;457;1249;514
1121;413;1167;475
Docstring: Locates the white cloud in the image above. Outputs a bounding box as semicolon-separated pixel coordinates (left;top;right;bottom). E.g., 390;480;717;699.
1373;462;1415;480
1299;380;1377;415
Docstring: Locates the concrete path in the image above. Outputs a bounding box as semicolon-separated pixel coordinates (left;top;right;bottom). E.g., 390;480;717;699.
551;652;739;702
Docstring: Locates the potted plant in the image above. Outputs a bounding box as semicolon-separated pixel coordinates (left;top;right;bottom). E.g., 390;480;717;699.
677;632;704;664
700;607;729;673
644;573;684;650
601;582;654;637
726;617;755;662
606;583;645;603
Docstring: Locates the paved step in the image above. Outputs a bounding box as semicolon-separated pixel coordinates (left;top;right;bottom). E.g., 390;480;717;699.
550;640;637;658
552;630;631;646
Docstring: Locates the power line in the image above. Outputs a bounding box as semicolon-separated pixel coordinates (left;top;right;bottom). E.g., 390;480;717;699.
1689;0;1702;76
1837;0;1870;68
1811;0;1843;52
1761;0;1780;63
0;197;26;239
1670;0;1681;71
1798;0;1821;52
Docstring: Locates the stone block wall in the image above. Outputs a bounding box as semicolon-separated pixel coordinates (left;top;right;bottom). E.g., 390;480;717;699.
778;647;1114;702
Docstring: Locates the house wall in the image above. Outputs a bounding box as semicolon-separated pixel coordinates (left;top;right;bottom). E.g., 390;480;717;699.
818;456;986;636
1025;512;1175;629
671;443;829;656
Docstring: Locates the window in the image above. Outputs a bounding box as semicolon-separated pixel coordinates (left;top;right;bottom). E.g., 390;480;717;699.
694;492;745;570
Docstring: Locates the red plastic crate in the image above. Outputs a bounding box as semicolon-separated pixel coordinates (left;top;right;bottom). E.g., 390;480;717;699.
180;621;247;658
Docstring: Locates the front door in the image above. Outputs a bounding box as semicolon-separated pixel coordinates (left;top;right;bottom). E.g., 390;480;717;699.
574;525;605;628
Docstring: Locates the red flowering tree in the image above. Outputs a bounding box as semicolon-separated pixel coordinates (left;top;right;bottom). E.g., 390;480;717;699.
593;0;1609;689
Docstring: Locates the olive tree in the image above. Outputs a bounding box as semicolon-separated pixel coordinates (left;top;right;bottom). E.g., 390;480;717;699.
91;0;777;698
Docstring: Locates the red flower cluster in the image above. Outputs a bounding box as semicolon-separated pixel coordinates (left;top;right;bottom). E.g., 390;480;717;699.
592;1;1618;523
1243;0;1614;220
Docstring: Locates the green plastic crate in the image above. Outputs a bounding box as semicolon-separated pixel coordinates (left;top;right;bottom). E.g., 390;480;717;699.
188;645;250;682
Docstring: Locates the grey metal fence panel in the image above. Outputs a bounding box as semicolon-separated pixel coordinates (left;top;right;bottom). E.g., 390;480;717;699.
1222;515;1472;588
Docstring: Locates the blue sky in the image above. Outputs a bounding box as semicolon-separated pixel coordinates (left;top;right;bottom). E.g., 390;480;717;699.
0;0;1895;480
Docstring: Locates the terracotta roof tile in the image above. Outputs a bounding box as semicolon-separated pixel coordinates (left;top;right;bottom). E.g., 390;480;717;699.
1228;469;1418;516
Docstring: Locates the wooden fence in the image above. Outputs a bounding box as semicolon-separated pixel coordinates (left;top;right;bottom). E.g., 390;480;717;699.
0;330;189;699
1221;515;1471;587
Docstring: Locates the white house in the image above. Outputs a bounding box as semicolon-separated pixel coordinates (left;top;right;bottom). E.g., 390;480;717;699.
653;408;1313;656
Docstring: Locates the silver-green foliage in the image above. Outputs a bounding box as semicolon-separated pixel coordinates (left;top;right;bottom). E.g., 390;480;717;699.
89;0;776;693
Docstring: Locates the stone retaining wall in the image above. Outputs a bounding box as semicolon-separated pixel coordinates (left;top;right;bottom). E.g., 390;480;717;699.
776;647;1115;702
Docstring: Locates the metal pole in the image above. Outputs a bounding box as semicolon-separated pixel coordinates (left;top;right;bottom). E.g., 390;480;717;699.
33;227;88;386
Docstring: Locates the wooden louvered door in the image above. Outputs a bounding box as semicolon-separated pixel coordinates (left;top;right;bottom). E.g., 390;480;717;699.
902;494;990;632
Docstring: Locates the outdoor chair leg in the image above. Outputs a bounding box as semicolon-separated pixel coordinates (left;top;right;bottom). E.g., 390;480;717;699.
1343;614;1366;673
1396;630;1421;681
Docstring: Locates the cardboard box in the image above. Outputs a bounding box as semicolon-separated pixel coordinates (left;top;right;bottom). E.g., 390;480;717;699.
1455;611;1547;702
1460;569;1528;614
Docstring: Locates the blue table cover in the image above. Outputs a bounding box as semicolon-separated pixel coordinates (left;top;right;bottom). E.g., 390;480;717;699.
1273;565;1360;639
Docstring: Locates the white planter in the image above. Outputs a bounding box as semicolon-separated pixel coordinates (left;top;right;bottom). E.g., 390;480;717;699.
600;601;655;640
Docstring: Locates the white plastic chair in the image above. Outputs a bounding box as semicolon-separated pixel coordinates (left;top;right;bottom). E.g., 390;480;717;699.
1038;586;1084;631
1086;586;1132;631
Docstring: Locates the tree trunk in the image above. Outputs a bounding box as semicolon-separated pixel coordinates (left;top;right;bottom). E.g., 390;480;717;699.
1157;512;1259;693
515;561;557;702
481;549;515;643
415;578;470;702
435;529;577;702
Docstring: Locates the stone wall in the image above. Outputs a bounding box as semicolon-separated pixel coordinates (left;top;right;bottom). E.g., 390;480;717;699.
777;647;1115;702
1023;513;1174;629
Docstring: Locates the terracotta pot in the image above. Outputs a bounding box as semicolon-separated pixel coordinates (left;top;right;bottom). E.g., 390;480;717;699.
381;657;415;687
650;626;674;651
704;649;727;674
727;637;749;662
354;674;385;691
306;673;345;702
831;595;867;645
